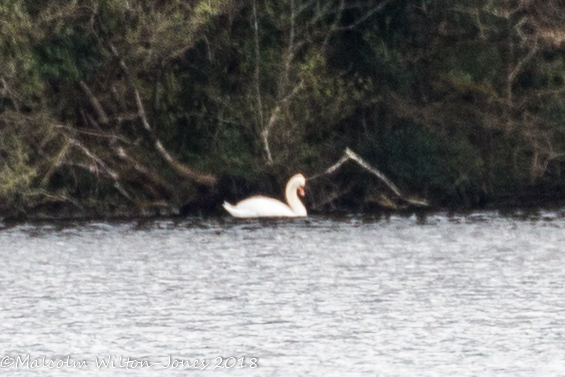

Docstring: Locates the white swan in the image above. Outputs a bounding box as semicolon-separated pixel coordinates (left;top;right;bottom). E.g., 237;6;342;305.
223;174;307;218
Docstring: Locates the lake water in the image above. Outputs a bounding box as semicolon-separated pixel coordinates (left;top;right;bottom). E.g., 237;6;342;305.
1;211;565;376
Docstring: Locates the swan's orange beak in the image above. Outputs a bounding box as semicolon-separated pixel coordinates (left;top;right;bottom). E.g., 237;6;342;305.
299;187;305;197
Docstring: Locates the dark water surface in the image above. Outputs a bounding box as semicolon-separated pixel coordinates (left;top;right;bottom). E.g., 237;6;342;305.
1;211;565;376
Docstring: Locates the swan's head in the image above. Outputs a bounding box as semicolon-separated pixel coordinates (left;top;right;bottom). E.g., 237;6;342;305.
291;173;306;197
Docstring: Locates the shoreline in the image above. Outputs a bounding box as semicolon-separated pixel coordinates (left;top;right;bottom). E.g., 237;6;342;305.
2;195;565;225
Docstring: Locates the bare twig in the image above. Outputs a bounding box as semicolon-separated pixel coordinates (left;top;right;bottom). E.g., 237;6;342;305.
310;181;356;210
79;80;109;125
41;141;71;187
1;77;21;113
508;43;538;85
66;137;133;201
338;0;394;31
55;124;132;143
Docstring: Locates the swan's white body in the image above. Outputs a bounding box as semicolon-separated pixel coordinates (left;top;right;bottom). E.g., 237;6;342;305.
223;174;307;218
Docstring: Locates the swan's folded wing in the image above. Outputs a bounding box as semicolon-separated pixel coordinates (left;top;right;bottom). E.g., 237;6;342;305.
222;202;253;218
228;196;296;217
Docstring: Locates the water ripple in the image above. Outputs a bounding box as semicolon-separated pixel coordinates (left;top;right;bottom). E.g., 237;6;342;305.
1;212;565;376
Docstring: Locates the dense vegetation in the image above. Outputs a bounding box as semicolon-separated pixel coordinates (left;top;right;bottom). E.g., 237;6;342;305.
2;0;565;218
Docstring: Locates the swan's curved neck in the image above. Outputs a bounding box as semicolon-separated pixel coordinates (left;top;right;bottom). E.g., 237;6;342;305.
285;178;306;216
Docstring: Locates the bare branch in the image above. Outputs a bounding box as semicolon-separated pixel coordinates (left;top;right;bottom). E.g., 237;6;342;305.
252;0;266;163
261;81;304;164
114;146;177;196
308;147;429;206
109;43;217;186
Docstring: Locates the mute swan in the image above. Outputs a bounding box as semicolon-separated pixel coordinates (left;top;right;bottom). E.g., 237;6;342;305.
223;174;307;218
